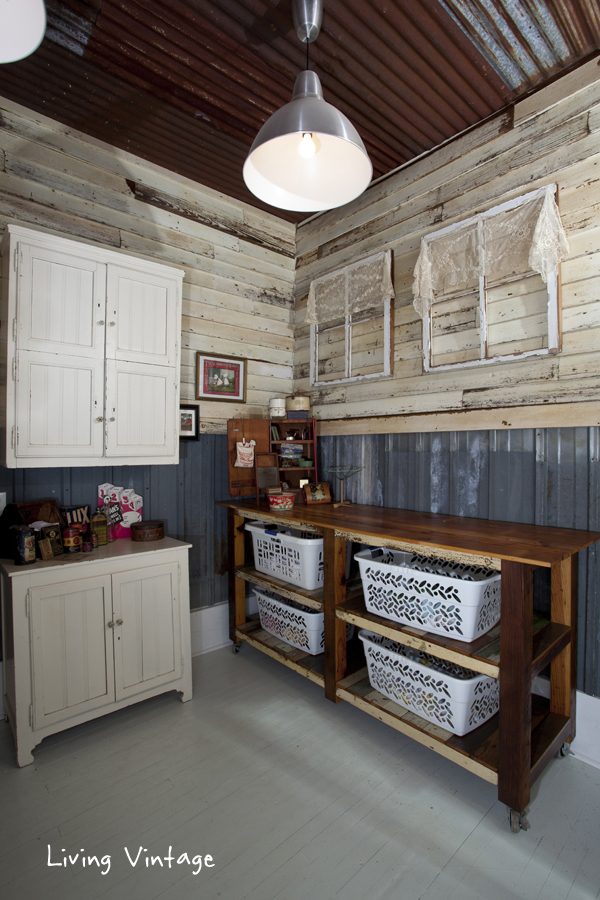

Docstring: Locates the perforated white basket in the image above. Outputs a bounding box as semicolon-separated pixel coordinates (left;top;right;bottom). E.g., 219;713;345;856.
253;587;354;655
359;629;499;736
355;547;501;642
247;521;324;591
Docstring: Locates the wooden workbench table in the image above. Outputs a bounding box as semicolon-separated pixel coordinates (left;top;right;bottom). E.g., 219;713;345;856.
218;498;600;830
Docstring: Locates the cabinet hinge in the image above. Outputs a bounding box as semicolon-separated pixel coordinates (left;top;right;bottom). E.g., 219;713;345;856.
178;563;181;582
13;248;18;274
12;358;17;381
29;705;33;727
11;426;15;449
12;318;17;342
25;591;30;617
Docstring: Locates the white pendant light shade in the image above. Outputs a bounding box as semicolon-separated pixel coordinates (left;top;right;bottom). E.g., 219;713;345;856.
0;0;46;64
243;71;372;212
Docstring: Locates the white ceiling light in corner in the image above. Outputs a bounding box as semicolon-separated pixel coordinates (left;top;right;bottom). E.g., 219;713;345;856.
243;0;372;213
0;0;46;64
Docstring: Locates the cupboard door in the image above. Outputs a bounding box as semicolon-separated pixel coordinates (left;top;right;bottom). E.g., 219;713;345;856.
105;264;179;367
17;242;106;358
111;563;182;701
104;360;177;459
29;576;115;730
15;350;105;458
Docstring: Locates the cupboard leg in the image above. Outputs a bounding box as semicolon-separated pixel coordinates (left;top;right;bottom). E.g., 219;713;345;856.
550;556;577;740
228;509;246;643
323;530;346;703
498;560;534;813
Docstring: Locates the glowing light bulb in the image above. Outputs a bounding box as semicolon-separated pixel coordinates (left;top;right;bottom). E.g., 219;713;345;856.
299;132;316;159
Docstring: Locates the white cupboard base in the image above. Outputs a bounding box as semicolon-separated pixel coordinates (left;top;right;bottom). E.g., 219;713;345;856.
1;537;193;766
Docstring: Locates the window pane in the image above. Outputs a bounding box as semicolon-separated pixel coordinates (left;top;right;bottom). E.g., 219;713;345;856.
430;292;481;367
486;273;548;358
350;312;385;378
316;320;346;382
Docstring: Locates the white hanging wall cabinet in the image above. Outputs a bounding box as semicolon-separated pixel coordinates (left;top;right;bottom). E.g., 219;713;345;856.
0;225;184;467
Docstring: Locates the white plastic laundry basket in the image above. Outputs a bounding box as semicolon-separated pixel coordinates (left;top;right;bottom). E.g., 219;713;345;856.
246;521;324;591
359;629;499;736
253;587;354;655
355;547;501;642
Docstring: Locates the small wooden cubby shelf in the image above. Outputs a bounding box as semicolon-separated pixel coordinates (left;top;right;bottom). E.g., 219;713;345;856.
219;498;600;831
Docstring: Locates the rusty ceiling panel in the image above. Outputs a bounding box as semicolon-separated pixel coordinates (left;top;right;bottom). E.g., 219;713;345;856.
440;0;600;90
0;1;598;224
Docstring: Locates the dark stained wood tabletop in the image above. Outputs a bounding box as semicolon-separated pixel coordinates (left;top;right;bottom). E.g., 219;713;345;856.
218;499;600;566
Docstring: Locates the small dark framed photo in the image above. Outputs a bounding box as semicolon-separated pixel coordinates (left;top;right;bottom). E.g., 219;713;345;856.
179;404;200;440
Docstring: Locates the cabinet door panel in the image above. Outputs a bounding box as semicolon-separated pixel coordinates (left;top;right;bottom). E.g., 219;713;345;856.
112;563;182;700
105;360;177;458
18;243;106;357
30;576;115;729
106;265;179;366
15;350;105;458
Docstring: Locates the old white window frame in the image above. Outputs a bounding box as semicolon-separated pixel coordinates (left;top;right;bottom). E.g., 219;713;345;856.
419;187;563;373
309;250;394;388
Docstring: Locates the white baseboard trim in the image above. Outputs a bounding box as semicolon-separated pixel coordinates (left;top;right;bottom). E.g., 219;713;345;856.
190;594;258;657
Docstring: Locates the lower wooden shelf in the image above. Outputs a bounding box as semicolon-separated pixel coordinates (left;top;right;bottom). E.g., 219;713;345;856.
236;618;325;687
337;670;569;789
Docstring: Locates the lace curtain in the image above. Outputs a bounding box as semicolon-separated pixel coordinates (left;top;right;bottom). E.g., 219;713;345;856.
306;250;395;325
412;185;569;319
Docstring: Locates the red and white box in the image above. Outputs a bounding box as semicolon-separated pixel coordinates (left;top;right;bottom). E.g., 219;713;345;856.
97;483;143;539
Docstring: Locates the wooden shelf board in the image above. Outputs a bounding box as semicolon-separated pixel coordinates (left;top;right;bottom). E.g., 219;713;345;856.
530;711;572;783
531;623;572;677
336;669;499;785
235;566;323;610
236;618;325;686
337;591;556;679
337;676;560;788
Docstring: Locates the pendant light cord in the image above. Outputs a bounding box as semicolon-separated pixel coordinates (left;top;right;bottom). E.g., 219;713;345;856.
306;38;309;71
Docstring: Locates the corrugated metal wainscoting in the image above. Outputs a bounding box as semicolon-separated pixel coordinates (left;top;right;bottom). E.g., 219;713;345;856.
0;435;230;611
319;428;600;698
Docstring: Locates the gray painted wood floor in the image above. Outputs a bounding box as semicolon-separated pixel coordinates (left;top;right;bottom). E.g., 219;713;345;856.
2;646;600;900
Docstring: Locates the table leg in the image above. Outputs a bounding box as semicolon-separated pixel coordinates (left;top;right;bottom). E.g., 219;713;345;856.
228;509;246;643
498;560;534;813
323;530;347;702
550;555;577;740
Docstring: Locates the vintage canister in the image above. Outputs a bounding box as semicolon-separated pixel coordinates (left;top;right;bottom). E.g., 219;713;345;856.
10;525;36;565
62;527;81;553
82;540;93;553
130;520;165;542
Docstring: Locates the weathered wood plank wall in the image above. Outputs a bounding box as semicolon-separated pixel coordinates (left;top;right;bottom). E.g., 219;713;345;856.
0;97;296;433
295;64;600;434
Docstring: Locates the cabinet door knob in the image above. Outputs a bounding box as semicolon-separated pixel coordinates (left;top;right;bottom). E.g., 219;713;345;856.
109;417;115;422
108;321;116;326
97;320;104;325
115;618;123;626
96;416;104;422
107;621;114;628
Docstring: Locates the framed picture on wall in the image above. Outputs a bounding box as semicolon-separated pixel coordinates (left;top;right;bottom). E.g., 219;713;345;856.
195;353;247;403
179;404;200;440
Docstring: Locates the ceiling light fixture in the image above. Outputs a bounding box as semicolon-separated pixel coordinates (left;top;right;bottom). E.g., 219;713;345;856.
0;0;46;64
243;0;372;213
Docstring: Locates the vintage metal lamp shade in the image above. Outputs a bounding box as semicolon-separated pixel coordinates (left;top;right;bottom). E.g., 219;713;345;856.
243;1;372;212
0;0;46;64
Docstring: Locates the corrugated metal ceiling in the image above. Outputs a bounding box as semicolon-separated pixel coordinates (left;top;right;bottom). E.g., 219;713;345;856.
0;0;598;223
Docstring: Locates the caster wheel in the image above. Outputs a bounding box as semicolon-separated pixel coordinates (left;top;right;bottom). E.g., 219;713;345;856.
556;742;569;758
232;641;242;654
508;808;530;833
